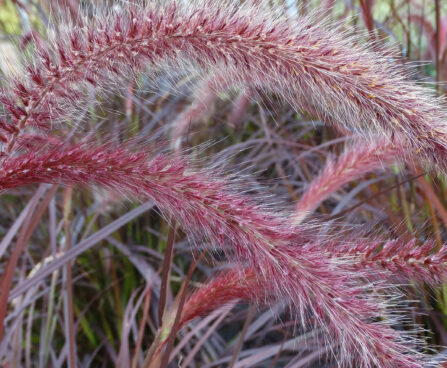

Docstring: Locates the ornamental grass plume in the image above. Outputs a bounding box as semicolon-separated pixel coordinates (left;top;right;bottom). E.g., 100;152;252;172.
227;87;254;127
180;237;447;332
0;142;437;367
1;1;447;169
294;138;400;223
171;74;229;149
171;73;254;147
178;267;257;330
327;238;447;284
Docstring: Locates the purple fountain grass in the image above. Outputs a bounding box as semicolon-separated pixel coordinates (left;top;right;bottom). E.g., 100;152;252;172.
1;1;447;365
0;142;435;367
304;237;447;285
178;267;257;330
227;87;254;128
182;238;447;327
171;74;253;147
294;138;400;223
326;239;447;284
2;1;447;170
171;74;229;149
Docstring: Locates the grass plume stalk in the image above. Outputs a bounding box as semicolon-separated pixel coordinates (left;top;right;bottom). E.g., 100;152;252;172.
1;1;447;169
0;142;437;367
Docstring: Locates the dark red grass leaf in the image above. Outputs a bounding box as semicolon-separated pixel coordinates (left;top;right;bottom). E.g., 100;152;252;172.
0;185;57;342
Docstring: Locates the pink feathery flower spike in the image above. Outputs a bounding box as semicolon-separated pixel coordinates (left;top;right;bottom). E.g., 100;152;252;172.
294;138;400;223
1;1;447;171
0;142;436;367
181;238;447;331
